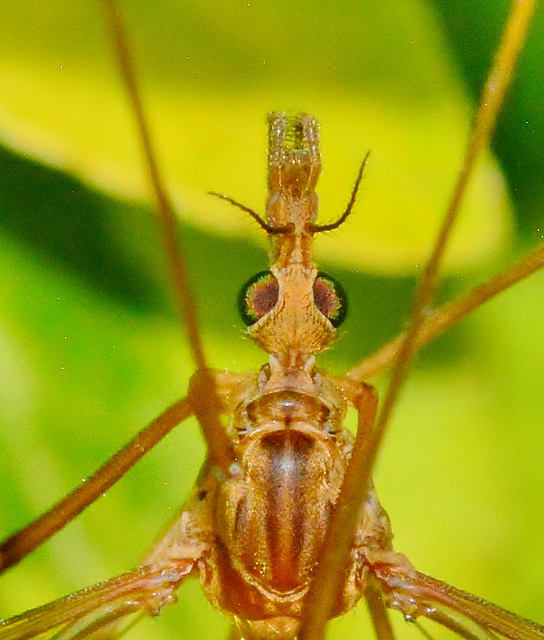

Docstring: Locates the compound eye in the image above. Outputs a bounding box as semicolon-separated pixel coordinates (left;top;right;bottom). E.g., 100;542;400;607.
313;272;347;328
238;271;279;326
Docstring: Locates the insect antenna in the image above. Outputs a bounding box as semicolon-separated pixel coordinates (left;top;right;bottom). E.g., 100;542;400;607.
210;146;370;238
208;191;291;234
310;150;370;233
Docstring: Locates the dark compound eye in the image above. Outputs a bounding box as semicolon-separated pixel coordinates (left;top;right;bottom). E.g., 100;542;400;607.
238;271;279;326
313;272;347;328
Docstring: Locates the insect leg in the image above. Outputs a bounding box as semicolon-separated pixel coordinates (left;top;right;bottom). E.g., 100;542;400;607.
0;560;195;640
0;397;193;572
365;576;397;640
100;0;232;477
374;566;544;640
345;0;541;384
298;382;379;640
347;242;544;382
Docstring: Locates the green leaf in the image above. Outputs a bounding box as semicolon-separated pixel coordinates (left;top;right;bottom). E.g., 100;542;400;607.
0;0;515;272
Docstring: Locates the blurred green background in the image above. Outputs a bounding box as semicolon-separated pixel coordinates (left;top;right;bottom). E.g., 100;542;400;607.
0;1;543;639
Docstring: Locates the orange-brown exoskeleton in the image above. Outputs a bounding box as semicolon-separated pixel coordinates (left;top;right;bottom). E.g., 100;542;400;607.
0;1;544;640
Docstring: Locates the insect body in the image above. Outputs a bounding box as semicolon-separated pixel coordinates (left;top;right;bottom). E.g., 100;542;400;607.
168;114;398;640
0;111;392;639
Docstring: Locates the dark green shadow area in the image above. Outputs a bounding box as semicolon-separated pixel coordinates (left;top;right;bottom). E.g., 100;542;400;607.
0;143;263;330
429;0;544;239
0;144;166;311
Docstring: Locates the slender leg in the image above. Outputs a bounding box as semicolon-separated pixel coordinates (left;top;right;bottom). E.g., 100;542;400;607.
298;383;378;640
346;243;544;382
0;397;193;573
373;565;544;640
100;0;233;477
0;561;195;640
347;0;542;384
366;576;396;640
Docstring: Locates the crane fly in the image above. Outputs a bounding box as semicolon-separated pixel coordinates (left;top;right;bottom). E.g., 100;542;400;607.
0;0;544;639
